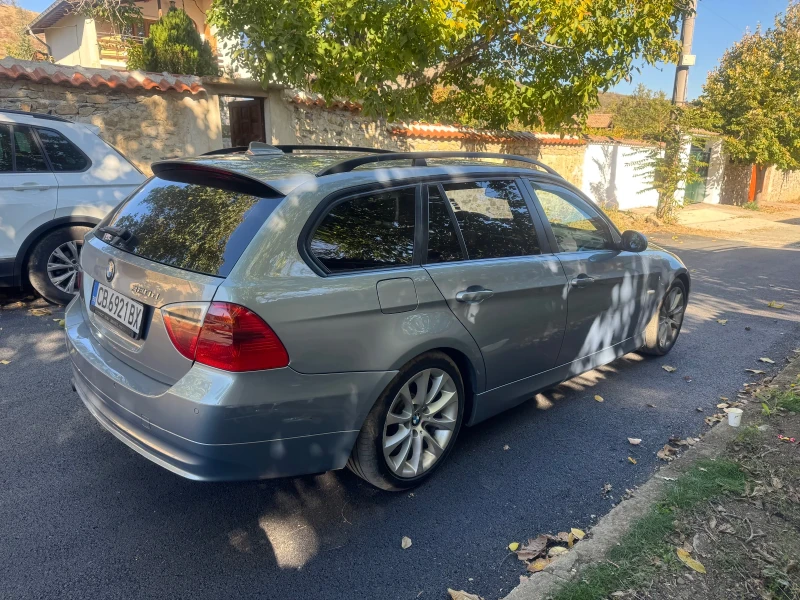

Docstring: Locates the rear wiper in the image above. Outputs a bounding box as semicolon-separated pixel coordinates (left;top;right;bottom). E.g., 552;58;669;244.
97;225;134;245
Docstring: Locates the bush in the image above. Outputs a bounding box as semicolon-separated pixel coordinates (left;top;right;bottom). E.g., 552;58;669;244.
128;7;218;76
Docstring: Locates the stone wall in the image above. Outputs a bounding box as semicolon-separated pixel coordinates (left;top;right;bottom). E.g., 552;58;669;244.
764;167;800;203
277;99;585;187
719;161;752;206
0;79;221;174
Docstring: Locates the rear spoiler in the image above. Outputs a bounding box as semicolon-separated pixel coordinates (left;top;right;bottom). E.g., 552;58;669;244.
151;160;286;198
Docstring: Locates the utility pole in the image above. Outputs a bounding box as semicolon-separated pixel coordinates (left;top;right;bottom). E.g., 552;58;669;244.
672;0;698;105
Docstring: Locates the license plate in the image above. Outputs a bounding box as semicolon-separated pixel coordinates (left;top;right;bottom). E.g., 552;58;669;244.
90;281;145;339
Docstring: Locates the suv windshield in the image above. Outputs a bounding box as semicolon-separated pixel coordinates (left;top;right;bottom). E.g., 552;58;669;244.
102;177;282;277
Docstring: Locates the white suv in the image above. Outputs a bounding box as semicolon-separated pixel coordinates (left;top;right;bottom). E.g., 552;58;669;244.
0;109;145;304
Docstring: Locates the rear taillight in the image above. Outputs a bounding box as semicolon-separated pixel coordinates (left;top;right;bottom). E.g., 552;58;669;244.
161;302;289;372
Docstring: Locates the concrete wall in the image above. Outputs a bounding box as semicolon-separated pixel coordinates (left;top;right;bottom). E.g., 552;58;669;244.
0;79;221;174
581;143;661;210
45;14;100;68
764;167;800;203
702;139;724;205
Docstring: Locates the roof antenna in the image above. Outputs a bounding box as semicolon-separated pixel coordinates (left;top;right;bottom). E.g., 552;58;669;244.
247;141;282;156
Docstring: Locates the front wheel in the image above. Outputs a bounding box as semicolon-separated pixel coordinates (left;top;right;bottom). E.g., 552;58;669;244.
27;226;91;305
641;279;687;356
347;352;465;491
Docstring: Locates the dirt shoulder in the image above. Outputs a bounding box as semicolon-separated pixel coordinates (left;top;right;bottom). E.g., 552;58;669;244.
497;348;800;600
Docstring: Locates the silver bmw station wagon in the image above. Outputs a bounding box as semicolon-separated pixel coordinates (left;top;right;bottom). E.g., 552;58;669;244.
65;145;689;491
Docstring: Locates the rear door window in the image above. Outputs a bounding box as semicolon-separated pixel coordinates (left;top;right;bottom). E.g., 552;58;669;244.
103;177;282;277
13;126;48;172
441;180;540;260
37;128;90;171
426;185;464;263
310;187;416;273
0;124;11;172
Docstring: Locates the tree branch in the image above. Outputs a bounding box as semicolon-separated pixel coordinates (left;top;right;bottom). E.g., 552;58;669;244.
388;36;492;91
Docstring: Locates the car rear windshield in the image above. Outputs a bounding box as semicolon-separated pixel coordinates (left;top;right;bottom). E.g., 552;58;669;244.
102;176;282;277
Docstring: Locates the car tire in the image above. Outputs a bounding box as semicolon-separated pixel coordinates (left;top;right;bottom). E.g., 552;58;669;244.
27;226;91;305
641;279;687;356
347;351;465;491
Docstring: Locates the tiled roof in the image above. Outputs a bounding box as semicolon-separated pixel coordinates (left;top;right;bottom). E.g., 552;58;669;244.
586;113;613;129
585;134;662;148
391;122;586;146
0;59;206;95
28;0;70;33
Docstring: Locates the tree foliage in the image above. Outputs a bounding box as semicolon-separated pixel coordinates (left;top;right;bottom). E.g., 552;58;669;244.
605;84;673;141
127;7;218;76
3;1;38;60
698;2;800;172
67;0;142;34
208;0;692;130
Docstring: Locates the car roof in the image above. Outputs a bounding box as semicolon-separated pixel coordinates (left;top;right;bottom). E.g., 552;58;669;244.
0;109;99;135
153;150;566;197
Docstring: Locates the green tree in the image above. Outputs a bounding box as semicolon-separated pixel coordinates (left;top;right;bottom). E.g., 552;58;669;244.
127;6;218;76
67;0;143;35
608;84;673;141
208;0;693;130
698;2;800;204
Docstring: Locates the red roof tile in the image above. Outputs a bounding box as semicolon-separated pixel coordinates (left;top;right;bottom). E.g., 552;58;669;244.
0;59;206;95
391;122;585;146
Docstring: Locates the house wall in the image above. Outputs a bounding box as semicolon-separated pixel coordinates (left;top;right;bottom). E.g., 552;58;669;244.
0;79;221;174
719;161;752;205
45;14;100;68
581;143;661;210
703;139;724;205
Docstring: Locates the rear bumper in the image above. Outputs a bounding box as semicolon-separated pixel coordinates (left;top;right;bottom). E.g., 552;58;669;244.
65;298;396;481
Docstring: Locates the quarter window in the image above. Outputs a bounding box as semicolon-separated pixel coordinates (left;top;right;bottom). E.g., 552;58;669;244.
37;128;89;171
0;125;11;172
426;186;464;263
310;187;417;273
13;126;48;172
441;180;540;260
530;183;611;252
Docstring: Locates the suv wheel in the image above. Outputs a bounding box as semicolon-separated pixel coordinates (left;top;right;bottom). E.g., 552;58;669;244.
347;352;465;491
641;279;687;356
27;226;91;305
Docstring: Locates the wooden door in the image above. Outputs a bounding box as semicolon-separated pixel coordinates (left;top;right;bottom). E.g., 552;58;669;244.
229;99;266;147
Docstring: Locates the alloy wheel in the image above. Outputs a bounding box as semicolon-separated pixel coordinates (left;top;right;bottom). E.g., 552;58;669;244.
382;368;459;478
47;240;82;295
658;286;685;349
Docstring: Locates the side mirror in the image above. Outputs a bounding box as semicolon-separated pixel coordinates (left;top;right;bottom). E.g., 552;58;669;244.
620;230;648;252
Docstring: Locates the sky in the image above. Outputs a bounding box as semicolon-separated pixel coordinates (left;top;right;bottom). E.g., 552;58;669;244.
17;0;793;101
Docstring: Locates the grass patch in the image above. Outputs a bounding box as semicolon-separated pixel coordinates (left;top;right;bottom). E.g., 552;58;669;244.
758;388;800;415
731;425;764;453
776;391;800;413
742;202;760;211
551;460;745;600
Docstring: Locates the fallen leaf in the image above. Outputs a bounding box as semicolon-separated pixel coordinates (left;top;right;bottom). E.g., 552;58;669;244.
719;396;729;401
628;456;637;464
771;476;783;489
657;445;678;461
647;403;657;408
767;301;785;309
594;395;604;402
696;407;704;412
745;369;766;374
448;589;483;600
716;403;729;409
554;532;571;543
527;558;551;573
759;357;775;364
0;360;9;365
548;546;568;557
676;547;706;574
717;319;727;325
29;308;51;317
672;235;680;240
503;444;510;451
570;528;586;540
516;535;548;561
662;365;677;373
628;438;642;445
717;523;735;534
401;536;412;550
57;319;65;328
602;483;613;494
683;376;693;382
508;542;519;552
567;532;575;548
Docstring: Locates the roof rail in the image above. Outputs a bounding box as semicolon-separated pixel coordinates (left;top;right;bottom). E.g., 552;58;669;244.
0;108;72;123
200;144;395;157
315;151;563;178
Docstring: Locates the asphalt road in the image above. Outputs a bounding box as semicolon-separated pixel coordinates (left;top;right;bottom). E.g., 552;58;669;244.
2;234;799;600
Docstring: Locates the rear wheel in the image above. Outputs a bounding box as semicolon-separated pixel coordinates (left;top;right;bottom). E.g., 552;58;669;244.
27;226;91;305
641;280;687;356
347;352;465;491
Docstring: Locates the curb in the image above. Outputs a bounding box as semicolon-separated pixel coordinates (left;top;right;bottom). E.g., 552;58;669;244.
503;351;800;600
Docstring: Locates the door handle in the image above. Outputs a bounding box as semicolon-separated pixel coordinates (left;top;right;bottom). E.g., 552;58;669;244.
13;183;51;191
570;275;595;288
456;288;494;303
